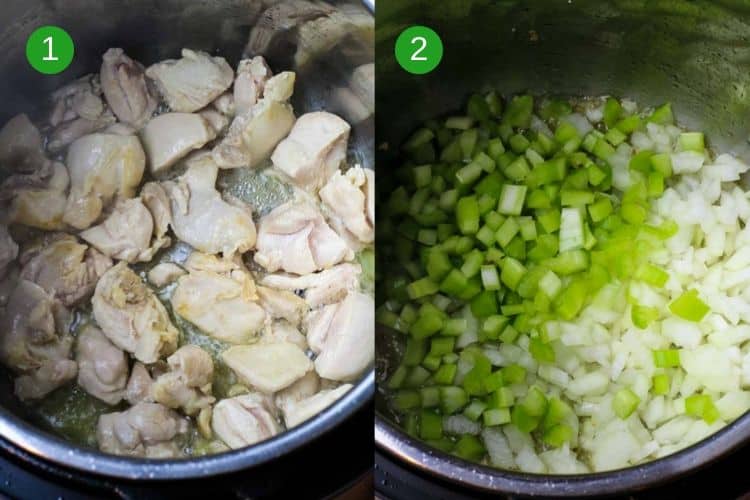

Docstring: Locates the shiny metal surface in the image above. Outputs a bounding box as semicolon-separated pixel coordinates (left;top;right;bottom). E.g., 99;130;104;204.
376;0;750;495
0;0;374;479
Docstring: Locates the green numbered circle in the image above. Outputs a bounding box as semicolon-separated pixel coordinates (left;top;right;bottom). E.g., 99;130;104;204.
395;25;443;75
26;26;75;75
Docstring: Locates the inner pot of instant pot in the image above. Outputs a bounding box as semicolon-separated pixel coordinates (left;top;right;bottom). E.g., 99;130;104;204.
376;0;750;495
0;0;374;479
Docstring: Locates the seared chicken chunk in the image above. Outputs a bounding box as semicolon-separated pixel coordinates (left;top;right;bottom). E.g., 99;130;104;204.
96;402;188;458
80;198;170;263
212;71;296;169
171;253;265;344
320;166;374;245
254;200;352;275
141;113;217;174
125;362;154;405
20;233;113;307
282;384;351;428
63;133;145;230
47;75;116;152
274;370;320;414
234;56;272;115
0;114;46;171
152;345;215;415
146;49;234;112
305;291;373;381
100;48;157;128
222;342;313;393
0;279;76;400
0;225;18;278
158;160;257;255
0;160;70;230
261;320;308;350
147;263;185;287
75;325;128;405
271;111;349;192
211;393;280;449
256;285;307;325
261;263;361;308
92;262;179;363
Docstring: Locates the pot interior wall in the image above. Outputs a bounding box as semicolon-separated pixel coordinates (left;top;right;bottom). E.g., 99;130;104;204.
376;0;750;419
0;0;373;454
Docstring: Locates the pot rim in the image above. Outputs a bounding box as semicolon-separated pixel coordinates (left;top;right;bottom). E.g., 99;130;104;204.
0;372;373;480
375;409;750;496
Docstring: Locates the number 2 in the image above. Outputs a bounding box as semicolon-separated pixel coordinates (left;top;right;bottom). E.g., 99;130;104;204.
410;36;427;61
43;36;59;61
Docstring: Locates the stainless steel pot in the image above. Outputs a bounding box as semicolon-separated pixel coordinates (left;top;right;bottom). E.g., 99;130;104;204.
0;0;374;480
375;0;750;496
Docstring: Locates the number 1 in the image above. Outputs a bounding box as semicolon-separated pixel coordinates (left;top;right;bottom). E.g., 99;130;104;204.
410;36;427;61
43;36;59;61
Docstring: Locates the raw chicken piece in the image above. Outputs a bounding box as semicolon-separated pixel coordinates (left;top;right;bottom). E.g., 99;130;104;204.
257;285;307;325
63;133;145;230
80;198;170;263
271;111;350;192
152;345;215;416
211;393;280;449
261;263;361;308
282;385;351;427
254;200;352;275
147;263;185;287
320;166;374;245
0;225;18;278
305;291;373;381
75;325;128;405
92;262;179;363
261;320;308;350
222;342;313;393
96;402;188;458
198;108;230;136
140;113;217;174
159;160;257;255
245;1;333;55
0;279;76;401
212;72;296;169
47;75;116;152
20;233;113;307
140;181;171;238
0;161;69;230
100;48;157;128
146;49;234;112
125;362;154;405
0;114;46;171
233;56;272;115
212;92;235;116
171;254;265;344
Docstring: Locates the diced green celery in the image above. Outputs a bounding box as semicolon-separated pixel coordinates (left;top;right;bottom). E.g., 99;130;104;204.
499;324;520;343
587;164;607;186
592;138;616;160
653;349;681;368
414;165;432;188
407;277;440;299
430;337;456;357
470;290;498;317
410;313;444;340
474;172;505;197
621;201;648;225
518;216;537;241
554;121;579;143
648;103;673;124
679;132;704;153
647;171;664;197
498;185;527;215
635;263;669;287
404;366;431;387
422;354;441;371
456;196;480;234
459;129;479;159
446;116;474;130
536;208;561;233
632;304;659;329
526;188;552;209
650;153;673;177
483;408;511;426
503;94;534;128
543;424;573;448
486;91;503;117
467;93;491;121
603;97;623;127
501;257;527;290
456;161;484;186
417;228;437;245
605;127;627;146
554;279;587;320
685;394;719;423
629;150;654;173
463;400;488;421
542;397;571;429
511;405;540;433
439;189;459;211
529;337;556;363
588;197;613;223
481;315;508;339
387;364;409;390
613;388;640;419
483;371;505;392
441;318;467;336
669;289;710;322
504;156;531;182
475;225;495;247
615;114;642;133
440;386;469;414
461;249;485;278
393;390;421;411
509;133;531;154
652;374;670;395
561;190;595;207
404;128;435;151
419;410;443;439
420;387;440;408
496;217;520;247
434;364;457;385
538;270;563;299
559;207;585;252
480;265;501;291
453;434;486;461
